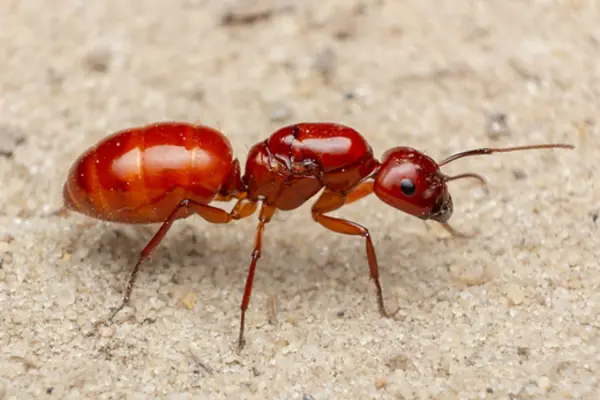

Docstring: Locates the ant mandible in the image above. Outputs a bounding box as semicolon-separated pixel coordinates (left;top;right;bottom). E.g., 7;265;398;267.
62;121;573;349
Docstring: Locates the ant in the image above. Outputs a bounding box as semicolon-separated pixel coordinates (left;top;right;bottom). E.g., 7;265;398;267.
62;121;573;349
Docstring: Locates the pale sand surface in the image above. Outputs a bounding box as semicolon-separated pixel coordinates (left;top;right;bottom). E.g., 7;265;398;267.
1;1;599;399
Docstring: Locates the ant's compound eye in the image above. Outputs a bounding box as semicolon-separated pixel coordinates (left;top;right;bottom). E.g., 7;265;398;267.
400;178;416;196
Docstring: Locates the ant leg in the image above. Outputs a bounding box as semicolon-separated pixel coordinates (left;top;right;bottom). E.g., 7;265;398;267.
311;188;398;319
100;198;255;326
344;180;375;205
230;197;259;219
237;203;276;350
439;222;476;238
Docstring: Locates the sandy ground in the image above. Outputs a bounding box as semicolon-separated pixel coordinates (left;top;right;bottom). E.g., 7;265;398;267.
1;1;599;399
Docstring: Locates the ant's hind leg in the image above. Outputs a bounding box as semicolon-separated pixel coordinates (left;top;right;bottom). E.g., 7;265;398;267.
311;186;399;319
96;198;253;328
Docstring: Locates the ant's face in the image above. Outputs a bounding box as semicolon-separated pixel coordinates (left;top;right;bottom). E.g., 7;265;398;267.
373;147;453;222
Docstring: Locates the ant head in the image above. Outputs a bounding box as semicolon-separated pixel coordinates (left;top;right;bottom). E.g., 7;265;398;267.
373;142;574;223
373;147;452;222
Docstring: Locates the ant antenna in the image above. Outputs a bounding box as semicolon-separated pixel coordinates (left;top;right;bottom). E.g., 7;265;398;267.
436;143;574;185
438;143;574;167
442;172;487;185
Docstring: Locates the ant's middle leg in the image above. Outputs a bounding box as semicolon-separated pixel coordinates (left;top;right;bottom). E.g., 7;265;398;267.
237;203;276;350
310;182;398;318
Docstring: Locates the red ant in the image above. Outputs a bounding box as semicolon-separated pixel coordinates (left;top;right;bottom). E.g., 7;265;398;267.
63;121;573;349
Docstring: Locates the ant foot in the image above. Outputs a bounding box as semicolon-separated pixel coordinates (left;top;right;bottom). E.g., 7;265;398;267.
93;302;131;330
235;338;246;354
378;300;401;319
381;306;401;319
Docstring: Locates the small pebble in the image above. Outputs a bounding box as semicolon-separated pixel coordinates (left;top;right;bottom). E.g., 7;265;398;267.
537;376;551;391
590;212;598;223
450;263;489;286
375;377;388;389
100;325;115;338
83;47;111;73
221;0;290;25
179;292;197;310
517;347;530;358
313;47;336;80
523;380;541;395
485;112;511;140
505;283;526;305
76;316;87;327
386;354;412;371
512;169;527;180
329;8;358;40
0;124;26;158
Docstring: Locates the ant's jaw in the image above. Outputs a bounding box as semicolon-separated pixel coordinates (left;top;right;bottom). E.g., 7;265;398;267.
428;192;453;223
